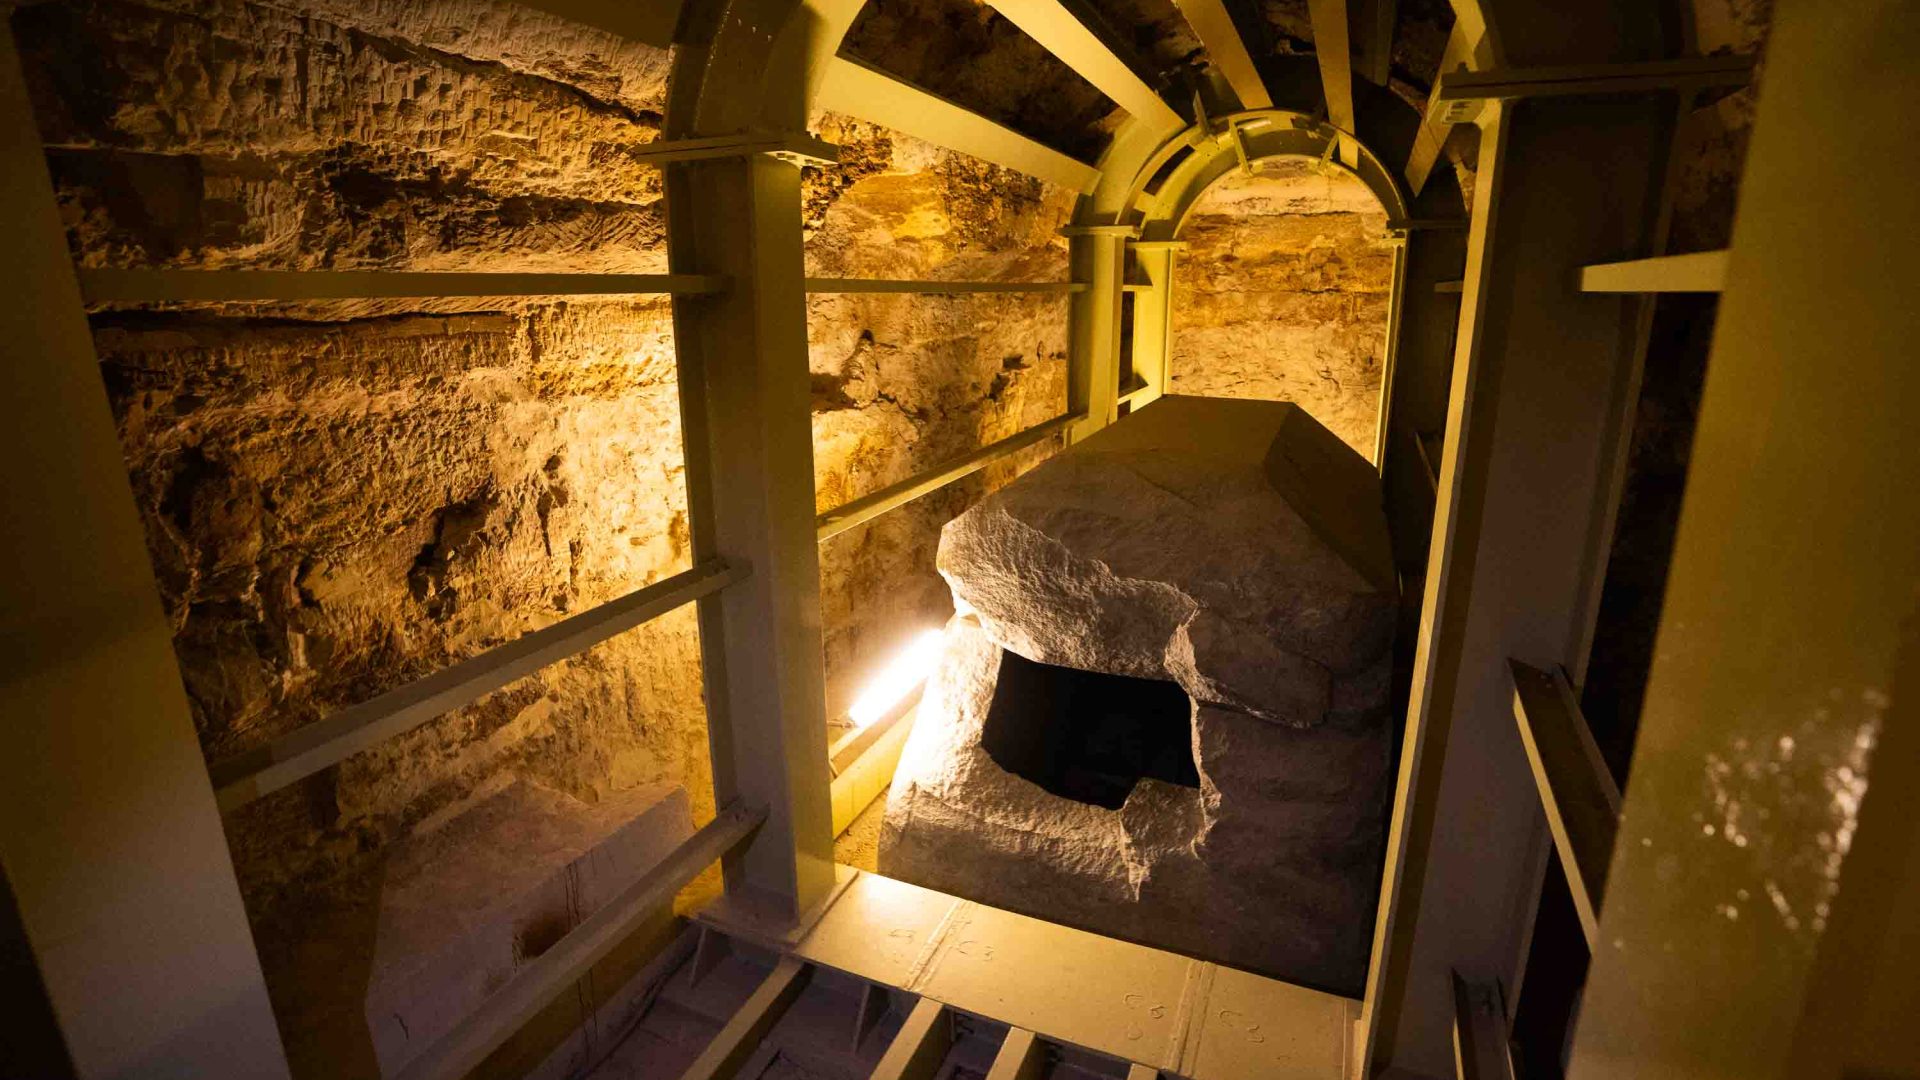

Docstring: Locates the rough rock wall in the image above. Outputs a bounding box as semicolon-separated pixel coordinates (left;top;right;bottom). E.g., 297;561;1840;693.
17;0;1071;978
1168;160;1393;458
806;113;1074;719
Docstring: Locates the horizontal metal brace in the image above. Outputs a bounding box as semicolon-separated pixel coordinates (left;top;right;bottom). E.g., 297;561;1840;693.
805;278;1086;295
1580;250;1728;293
1509;659;1623;948
816;58;1100;192
78;269;729;304
816;411;1085;541
208;558;748;811
1436;55;1755;102
631;131;840;168
393;803;768;1080
1386;217;1469;233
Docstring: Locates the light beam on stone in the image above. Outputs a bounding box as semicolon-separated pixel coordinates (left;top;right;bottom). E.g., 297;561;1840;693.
849;628;946;729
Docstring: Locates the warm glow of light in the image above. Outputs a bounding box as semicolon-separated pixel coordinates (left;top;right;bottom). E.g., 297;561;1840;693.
848;629;946;729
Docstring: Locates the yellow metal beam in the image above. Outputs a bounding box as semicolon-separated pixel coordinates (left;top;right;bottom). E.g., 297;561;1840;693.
1305;0;1359;165
985;1028;1046;1080
870;997;952;1080
1168;0;1271;109
1406;22;1476;197
1126;240;1185;409
1436;56;1754;102
983;0;1184;133
1579;249;1728;293
818;58;1101;191
1508;661;1621;948
679;956;813;1080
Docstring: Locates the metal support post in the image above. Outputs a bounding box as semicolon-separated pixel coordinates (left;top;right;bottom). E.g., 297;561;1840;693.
1372;236;1410;470
1063;224;1137;442
666;150;836;919
1128;241;1185;409
0;16;289;1076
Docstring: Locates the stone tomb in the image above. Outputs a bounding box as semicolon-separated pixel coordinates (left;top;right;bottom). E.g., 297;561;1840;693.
880;395;1397;994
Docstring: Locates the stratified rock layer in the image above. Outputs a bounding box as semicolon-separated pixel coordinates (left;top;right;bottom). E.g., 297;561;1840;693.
1169;160;1394;458
883;396;1396;993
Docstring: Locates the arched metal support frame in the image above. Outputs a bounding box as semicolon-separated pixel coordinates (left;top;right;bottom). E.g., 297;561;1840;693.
1079;110;1414;441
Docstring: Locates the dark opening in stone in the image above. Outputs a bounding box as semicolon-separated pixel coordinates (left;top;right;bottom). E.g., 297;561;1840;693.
981;649;1199;809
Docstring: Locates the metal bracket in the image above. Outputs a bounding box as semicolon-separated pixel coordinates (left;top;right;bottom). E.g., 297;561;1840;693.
632;130;840;168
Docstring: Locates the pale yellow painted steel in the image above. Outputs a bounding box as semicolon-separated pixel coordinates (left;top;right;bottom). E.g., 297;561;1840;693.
870;996;951;1080
776;872;1352;1079
830;709;915;836
1405;22;1477;197
815;411;1084;540
1371;239;1409;471
1064;225;1137;443
1578;249;1727;293
0;19;290;1076
678;955;813;1080
817;58;1102;191
984;1028;1046;1080
1169;0;1271;108
1305;0;1360;166
982;0;1184;133
1435;56;1753;102
1508;661;1621;948
1127;241;1185;408
1353;99;1510;1080
1573;3;1920;1075
1449;973;1512;1080
1370;84;1679;1075
210;560;747;811
629;130;840;167
666;0;838;917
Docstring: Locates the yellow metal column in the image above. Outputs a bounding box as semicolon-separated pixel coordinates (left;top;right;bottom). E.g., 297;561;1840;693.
664;0;837;920
1128;240;1186;409
1573;1;1920;1076
667;150;837;920
1370;235;1409;470
0;16;289;1077
1064;224;1138;442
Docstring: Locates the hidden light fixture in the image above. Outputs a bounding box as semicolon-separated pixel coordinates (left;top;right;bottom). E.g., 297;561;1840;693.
848;628;946;729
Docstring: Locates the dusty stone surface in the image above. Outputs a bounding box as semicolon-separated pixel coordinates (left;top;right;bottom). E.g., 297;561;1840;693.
1170;160;1394;458
883;397;1396;992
